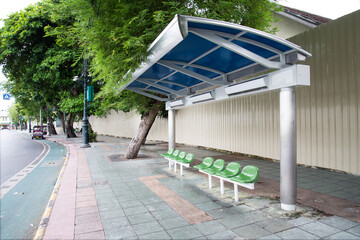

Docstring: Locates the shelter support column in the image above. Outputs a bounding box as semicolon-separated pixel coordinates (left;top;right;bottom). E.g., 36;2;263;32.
168;109;175;150
280;87;297;211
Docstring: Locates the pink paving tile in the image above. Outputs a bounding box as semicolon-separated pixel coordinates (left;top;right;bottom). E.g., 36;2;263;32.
75;230;105;240
74;221;103;235
76;206;99;216
75;212;101;224
76;194;97;202
76;199;97;208
139;175;213;224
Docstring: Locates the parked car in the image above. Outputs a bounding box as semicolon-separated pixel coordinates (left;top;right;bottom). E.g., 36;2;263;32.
32;126;45;139
1;126;10;130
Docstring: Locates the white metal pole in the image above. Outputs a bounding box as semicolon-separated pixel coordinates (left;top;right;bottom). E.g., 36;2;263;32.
280;87;297;211
168;109;175;150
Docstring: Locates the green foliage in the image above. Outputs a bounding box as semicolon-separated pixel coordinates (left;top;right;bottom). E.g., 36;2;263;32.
48;0;280;117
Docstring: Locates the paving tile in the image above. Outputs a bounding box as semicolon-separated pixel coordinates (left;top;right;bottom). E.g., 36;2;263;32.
167;225;204;239
99;209;125;220
96;197;118;205
228;204;255;214
139;230;171;239
287;217;315;226
347;225;360;236
319;216;359;230
207;208;239;219
120;199;144;208
141;196;164;205
132;221;165;236
151;208;180;220
298;221;341;238
194;220;226;236
76;194;96;202
75;212;101;224
325;231;360;239
257;234;282;239
216;215;249;229
158;217;190;230
239;210;269;224
276;228;319;239
74;221;103;235
75;230;105;240
97;202;121;212
104;226;137;239
194;201;223;211
233;223;272;239
206;229;240;239
123;205;149;216
76;206;98;216
102;216;130;229
128;212;156;225
76;199;97;208
145;202;171;212
256;218;294;233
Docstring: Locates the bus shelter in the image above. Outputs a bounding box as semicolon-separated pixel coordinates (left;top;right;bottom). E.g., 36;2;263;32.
119;15;311;211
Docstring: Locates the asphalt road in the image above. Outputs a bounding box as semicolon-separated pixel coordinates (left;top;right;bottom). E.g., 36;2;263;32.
0;130;44;184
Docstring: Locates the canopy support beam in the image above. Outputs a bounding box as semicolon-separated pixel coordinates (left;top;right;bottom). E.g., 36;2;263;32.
168;109;175;150
280;87;297;211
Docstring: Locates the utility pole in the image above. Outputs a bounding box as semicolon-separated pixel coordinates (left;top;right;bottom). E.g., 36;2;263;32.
81;58;90;148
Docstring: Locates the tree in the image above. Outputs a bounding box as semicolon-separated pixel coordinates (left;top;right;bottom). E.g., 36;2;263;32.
49;0;281;158
0;1;83;136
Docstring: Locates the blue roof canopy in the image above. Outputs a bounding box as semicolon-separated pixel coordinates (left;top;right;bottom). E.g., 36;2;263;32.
121;15;311;101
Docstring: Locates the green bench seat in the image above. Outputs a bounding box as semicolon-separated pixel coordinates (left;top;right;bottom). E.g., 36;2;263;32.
193;157;214;170
161;148;174;158
176;153;194;176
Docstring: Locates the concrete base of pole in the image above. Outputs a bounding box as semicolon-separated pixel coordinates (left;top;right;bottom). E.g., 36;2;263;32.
281;203;296;211
81;144;91;148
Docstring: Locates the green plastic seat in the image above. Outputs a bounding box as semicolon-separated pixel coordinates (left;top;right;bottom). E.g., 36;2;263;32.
194;157;214;170
215;162;241;178
178;153;194;164
167;149;180;160
230;165;259;183
202;159;225;174
173;151;186;161
161;148;174;158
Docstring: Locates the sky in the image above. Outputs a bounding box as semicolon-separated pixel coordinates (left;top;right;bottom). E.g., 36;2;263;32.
1;0;360;86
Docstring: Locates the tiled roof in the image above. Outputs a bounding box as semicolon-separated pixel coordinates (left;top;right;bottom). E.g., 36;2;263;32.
283;6;332;25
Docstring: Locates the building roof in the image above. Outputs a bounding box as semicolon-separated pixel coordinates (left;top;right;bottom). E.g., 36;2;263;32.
283;6;332;26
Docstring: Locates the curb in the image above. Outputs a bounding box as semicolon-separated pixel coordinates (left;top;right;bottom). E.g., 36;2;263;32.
33;141;70;240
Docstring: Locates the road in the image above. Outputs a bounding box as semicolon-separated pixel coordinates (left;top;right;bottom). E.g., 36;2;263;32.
0;131;66;239
0;130;44;184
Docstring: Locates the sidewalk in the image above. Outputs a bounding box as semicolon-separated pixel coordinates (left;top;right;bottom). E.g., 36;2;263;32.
42;135;360;239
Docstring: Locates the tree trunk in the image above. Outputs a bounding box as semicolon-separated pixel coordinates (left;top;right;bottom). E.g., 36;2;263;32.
49;118;57;135
66;113;77;138
124;102;162;159
59;110;66;134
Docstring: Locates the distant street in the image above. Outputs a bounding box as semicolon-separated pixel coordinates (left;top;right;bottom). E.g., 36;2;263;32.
0;130;44;184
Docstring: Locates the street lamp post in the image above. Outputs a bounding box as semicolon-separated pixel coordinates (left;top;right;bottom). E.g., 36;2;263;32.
81;58;90;148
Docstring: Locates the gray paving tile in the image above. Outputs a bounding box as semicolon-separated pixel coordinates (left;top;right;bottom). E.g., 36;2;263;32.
133;221;164;236
233;223;272;239
298;221;341;238
104;226;137;239
207;208;239;219
151;208;180;220
256;219;294;233
139;230;171;239
257;234;282;239
276;228;319;239
325;231;360;239
96;197;118;205
167;225;204;239
228;204;255;214
145;202;171;212
194;201;223;211
99;209;125;220
216;215;249;229
141;196;163;205
239;210;269;224
347;225;360;236
206;229;240;239
123;205;149;216
120;199;144;208
128;212;156;225
158;217;190;230
288;217;315;226
102;216;130;229
319;216;359;230
193;220;227;236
